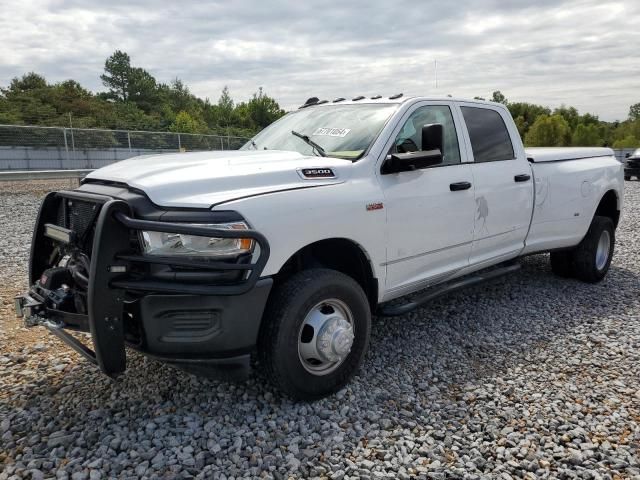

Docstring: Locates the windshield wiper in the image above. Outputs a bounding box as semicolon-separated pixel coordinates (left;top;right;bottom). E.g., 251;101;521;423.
291;130;327;157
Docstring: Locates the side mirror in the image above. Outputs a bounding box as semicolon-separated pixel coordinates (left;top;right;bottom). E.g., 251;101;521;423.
626;153;631;158
422;123;444;153
382;123;444;174
382;150;443;174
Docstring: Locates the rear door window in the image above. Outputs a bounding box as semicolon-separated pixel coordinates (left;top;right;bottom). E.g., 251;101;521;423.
461;107;515;163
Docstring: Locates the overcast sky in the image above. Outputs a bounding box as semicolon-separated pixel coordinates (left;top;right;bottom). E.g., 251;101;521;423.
2;0;639;121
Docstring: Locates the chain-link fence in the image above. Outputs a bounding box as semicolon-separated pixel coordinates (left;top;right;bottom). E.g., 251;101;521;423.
0;123;634;171
0;124;250;170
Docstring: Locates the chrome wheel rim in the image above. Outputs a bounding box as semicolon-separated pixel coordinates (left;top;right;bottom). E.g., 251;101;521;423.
595;230;611;271
297;299;355;376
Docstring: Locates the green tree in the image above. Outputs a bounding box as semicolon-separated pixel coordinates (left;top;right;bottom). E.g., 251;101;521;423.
6;72;48;93
100;50;159;111
169;110;207;134
100;50;132;101
513;115;527;138
202;99;221;130
127;67;159;112
524;114;571;146
572;123;603;146
246;87;285;130
0;59;284;137
553;105;580;130
217;86;236;127
612;135;639;148
507;102;551;138
629;103;640;121
491;90;507;105
611;118;640;146
0;97;21;124
161;78;196;113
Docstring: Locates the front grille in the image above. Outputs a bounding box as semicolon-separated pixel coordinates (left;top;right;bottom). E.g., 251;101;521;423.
55;198;102;248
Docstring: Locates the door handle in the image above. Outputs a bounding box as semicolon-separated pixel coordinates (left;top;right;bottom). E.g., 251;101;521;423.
514;174;531;182
449;181;472;191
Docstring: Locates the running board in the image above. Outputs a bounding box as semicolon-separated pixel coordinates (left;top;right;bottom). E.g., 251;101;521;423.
378;263;521;317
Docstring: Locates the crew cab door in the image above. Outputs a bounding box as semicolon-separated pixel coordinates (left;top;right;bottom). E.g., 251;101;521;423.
377;102;476;297
457;103;534;266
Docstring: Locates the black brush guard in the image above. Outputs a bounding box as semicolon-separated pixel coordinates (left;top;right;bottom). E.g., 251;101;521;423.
18;190;270;376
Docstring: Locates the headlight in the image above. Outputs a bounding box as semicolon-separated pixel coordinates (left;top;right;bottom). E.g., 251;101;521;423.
139;222;254;257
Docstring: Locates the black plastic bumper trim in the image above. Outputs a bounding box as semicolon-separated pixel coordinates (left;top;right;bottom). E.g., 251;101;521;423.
110;279;252;296
158;354;252;381
116;254;256;271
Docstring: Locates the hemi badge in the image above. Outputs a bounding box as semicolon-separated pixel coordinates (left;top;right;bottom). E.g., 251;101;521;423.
366;202;384;211
109;265;127;273
300;168;335;179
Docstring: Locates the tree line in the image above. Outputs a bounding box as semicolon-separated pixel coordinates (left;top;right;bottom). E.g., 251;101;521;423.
0;50;285;138
479;91;640;148
0;51;639;148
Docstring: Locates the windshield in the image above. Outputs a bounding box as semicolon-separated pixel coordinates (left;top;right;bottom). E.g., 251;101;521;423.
241;104;398;160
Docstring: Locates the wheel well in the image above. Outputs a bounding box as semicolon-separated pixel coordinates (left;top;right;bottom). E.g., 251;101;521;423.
595;190;620;227
275;239;378;311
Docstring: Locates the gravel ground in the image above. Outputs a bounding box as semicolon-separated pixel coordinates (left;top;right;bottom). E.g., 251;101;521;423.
1;180;639;480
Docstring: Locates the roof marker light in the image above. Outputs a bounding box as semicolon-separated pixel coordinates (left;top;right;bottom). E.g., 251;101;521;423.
352;95;365;101
299;97;319;109
389;93;403;99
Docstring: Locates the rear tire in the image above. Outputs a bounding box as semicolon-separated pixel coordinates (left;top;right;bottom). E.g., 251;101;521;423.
571;216;614;283
549;216;615;283
550;251;573;277
258;268;371;400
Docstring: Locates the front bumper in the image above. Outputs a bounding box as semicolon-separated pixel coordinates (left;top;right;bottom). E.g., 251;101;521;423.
15;188;271;378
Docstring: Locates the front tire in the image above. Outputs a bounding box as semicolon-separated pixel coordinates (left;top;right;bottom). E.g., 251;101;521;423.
258;269;371;400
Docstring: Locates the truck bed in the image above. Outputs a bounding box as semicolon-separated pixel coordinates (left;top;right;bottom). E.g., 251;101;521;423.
522;147;622;256
525;147;615;163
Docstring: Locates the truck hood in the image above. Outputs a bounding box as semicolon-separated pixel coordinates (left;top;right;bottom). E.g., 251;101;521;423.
85;150;352;208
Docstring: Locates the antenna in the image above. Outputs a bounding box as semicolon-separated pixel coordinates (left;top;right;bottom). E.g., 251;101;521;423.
434;60;438;89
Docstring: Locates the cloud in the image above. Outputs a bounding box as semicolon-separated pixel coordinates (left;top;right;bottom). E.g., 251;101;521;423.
1;0;638;120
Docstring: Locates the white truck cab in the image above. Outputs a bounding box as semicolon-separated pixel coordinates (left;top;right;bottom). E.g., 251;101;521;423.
16;95;624;399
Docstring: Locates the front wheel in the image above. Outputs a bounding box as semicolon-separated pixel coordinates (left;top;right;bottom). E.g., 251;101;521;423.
258;268;371;400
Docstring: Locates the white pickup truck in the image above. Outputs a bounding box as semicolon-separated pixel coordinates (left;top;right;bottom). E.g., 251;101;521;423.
15;95;624;399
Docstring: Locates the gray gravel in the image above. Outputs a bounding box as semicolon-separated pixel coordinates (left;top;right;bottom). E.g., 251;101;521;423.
1;180;639;480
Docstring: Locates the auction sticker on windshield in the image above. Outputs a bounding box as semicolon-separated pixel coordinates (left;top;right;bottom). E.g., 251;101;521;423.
312;127;351;137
